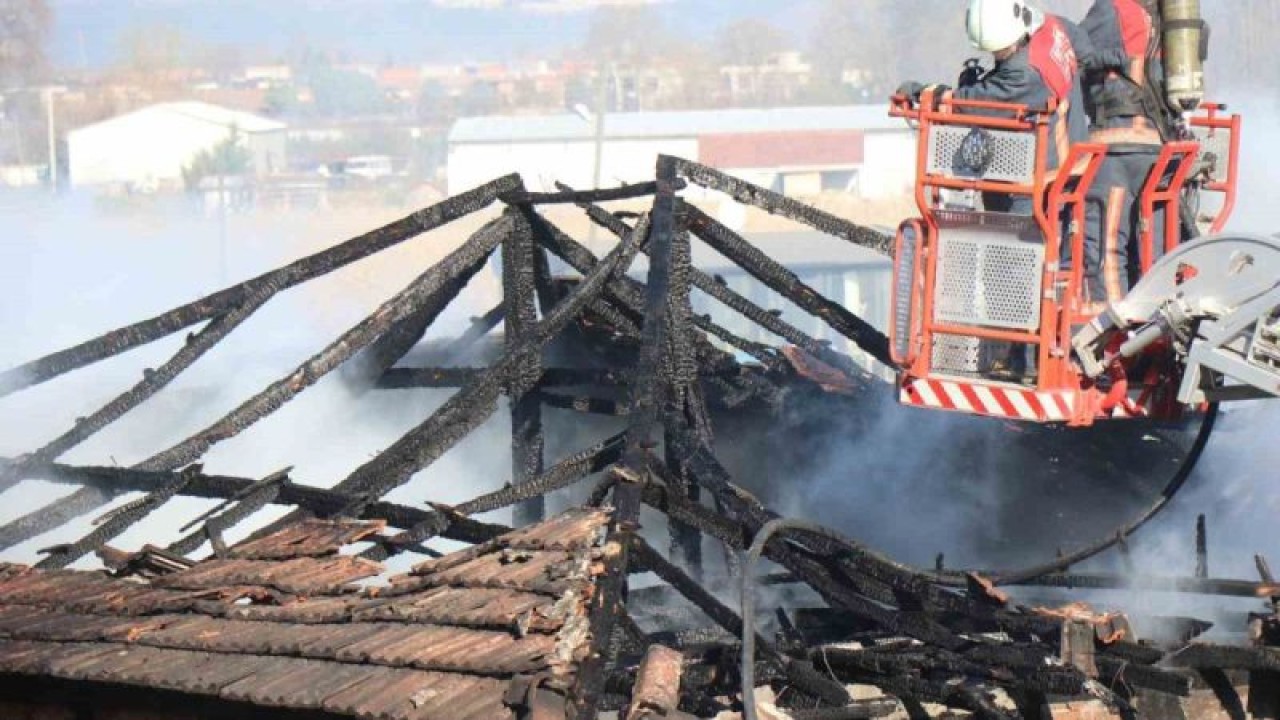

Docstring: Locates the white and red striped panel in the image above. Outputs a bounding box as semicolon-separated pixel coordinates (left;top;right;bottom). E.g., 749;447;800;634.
900;378;1077;423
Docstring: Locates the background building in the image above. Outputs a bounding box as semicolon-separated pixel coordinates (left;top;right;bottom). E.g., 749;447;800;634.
67;102;287;190
446;105;914;199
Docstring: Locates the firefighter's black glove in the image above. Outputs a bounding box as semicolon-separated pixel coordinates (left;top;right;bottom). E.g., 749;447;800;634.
958;58;984;88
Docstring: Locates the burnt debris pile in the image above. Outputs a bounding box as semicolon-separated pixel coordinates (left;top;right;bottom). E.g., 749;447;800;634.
0;156;1277;720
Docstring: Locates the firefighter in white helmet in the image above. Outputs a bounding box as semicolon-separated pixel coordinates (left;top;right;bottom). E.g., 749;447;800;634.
898;0;1092;214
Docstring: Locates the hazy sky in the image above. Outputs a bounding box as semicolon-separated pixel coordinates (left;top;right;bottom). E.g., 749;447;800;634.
51;0;820;68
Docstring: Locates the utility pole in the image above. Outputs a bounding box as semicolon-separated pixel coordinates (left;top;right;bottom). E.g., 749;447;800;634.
587;62;608;248
44;87;57;191
218;172;228;287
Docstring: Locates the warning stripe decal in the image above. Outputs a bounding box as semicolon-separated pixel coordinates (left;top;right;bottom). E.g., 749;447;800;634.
901;379;1078;423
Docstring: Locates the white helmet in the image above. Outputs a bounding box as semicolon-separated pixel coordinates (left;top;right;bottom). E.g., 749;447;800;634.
965;0;1045;52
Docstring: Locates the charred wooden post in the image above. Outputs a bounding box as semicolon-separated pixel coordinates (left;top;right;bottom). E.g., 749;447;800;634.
664;214;705;578
1195;514;1209;580
570;160;677;720
503;205;548;526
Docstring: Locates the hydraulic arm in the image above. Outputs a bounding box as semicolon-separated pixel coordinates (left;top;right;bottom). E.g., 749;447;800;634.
1072;234;1280;404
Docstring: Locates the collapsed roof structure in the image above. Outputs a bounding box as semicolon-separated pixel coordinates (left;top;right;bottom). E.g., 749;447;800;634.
0;156;1276;719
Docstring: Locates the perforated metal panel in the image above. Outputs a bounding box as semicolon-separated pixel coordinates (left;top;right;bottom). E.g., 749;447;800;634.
932;333;981;373
933;232;1044;331
931;334;1014;375
926;126;1037;183
1192;126;1232;184
893;225;919;362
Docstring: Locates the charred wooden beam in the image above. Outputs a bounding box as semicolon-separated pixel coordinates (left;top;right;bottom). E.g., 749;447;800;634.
500;180;681;206
693;315;784;370
359;431;628;562
446;304;505;362
1095;656;1193;697
631;538;750;643
684;203;893;368
0;174;519;399
375;367;486;388
377;366;629;390
166;468;291;557
354;250;480;384
456;432;625;517
540;392;633;416
138;214;511;474
1166;644;1280;672
669;157;893;255
993;572;1275;598
0;485;112;553
9;462;506;547
639;476;747;553
4;286;275;485
685;264;869;382
36;464;203;569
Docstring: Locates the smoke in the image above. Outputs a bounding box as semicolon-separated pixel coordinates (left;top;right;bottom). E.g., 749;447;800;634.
0;190;546;571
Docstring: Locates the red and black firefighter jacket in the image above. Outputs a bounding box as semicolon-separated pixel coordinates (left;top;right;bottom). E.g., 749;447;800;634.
1080;0;1169;144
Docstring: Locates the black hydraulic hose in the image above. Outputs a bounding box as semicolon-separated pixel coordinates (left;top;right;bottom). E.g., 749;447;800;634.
831;404;1219;590
984;403;1219;586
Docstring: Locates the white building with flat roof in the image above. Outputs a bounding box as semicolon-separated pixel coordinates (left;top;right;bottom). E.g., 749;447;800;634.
68;102;287;190
446;105;915;200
